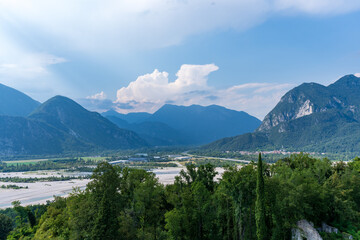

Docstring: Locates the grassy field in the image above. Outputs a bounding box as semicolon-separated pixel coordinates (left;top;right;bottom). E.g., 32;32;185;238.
3;156;108;166
80;156;108;161
3;159;50;165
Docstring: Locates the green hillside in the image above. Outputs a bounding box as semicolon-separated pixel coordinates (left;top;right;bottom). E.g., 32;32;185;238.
28;96;148;150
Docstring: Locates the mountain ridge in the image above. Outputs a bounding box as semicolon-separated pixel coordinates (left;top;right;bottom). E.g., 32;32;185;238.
28;96;148;150
0;94;148;156
104;104;262;145
204;74;360;153
0;83;40;117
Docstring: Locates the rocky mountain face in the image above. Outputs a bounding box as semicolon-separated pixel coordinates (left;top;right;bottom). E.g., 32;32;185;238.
258;75;360;132
204;74;360;153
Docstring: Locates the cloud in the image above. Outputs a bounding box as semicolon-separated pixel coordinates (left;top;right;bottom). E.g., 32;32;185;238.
116;64;218;104
0;0;359;55
0;1;358;102
0;53;66;79
77;98;115;113
214;82;294;118
86;91;107;100
109;64;293;119
273;0;360;14
355;73;360;78
0;29;69;101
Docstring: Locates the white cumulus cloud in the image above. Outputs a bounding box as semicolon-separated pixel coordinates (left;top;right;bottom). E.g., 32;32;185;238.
116;64;218;104
111;64;293;119
86;91;107;100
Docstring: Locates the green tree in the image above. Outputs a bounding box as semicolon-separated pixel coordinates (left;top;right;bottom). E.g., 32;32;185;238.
255;153;266;240
26;208;36;228
349;157;360;172
0;213;13;240
88;162;121;240
165;163;218;240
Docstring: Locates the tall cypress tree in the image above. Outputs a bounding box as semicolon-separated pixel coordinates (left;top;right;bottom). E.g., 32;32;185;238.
255;153;266;240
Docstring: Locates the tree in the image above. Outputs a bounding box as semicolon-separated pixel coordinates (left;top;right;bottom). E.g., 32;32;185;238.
165;163;218;240
87;162;121;240
26;208;36;228
255;153;266;240
0;214;12;240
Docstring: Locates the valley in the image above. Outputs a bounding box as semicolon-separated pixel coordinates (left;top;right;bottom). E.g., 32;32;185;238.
1;75;360;239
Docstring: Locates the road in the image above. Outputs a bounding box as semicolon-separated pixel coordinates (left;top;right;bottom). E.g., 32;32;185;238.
182;152;251;164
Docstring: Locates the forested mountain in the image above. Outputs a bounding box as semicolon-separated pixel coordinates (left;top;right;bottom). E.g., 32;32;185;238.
0;115;91;155
0;95;147;156
0;83;40;117
204;74;360;153
106;116;184;146
258;74;360;131
105;104;261;146
28;96;147;150
149;104;261;144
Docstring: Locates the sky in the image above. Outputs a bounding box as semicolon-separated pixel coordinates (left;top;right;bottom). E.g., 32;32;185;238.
0;0;360;120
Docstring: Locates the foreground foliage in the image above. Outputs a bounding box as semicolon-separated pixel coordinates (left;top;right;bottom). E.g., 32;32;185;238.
1;154;360;240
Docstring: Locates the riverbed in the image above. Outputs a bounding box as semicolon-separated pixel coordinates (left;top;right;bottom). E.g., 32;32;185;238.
0;167;226;208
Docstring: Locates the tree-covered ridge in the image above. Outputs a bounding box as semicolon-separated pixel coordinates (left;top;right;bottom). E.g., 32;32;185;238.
0;96;148;156
2;154;360;240
105;103;262;146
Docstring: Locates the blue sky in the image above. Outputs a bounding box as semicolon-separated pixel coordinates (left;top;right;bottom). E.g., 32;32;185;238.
0;1;360;119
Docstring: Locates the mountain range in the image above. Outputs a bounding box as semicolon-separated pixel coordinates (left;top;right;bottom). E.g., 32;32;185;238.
0;83;260;156
103;104;261;146
204;74;360;153
0;95;147;156
4;74;359;156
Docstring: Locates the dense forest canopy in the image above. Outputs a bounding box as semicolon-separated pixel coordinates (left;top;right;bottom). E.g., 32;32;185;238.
1;154;360;240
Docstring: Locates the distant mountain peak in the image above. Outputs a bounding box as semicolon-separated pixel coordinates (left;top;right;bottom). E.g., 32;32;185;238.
105;103;261;146
39;95;85;109
329;74;360;89
29;96;147;150
0;82;40;117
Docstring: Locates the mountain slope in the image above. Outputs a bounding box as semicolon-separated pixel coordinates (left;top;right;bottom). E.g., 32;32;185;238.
102;110;152;123
147;104;261;145
28;96;147;150
203;74;360;153
104;104;261;145
0;83;40;117
106;116;185;146
258;75;360;132
0;116;92;155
